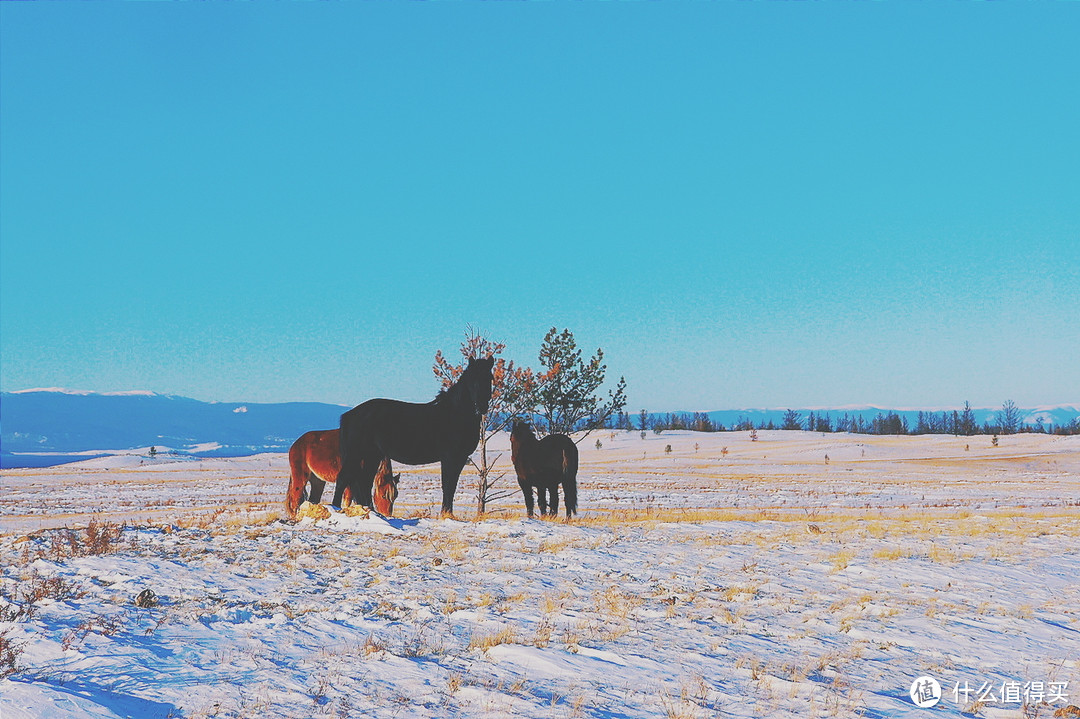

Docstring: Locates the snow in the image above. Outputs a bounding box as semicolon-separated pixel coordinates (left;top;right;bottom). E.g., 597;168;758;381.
8;389;159;397
183;443;223;453
1;431;1078;718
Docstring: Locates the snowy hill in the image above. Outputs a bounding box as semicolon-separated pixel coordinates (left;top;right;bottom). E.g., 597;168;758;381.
2;432;1078;718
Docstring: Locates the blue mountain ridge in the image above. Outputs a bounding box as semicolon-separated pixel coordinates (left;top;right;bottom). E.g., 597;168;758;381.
2;390;1077;469
1;391;346;468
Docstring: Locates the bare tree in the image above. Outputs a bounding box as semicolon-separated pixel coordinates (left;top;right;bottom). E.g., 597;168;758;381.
433;328;554;515
997;399;1022;435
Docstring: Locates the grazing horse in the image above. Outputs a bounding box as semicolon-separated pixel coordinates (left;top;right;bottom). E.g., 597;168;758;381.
334;355;494;516
510;421;578;518
286;429;399;518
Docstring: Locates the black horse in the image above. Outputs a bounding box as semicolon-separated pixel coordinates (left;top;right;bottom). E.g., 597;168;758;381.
334;356;494;516
509;421;578;518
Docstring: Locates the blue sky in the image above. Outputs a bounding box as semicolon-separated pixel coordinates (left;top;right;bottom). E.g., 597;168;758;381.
2;3;1077;411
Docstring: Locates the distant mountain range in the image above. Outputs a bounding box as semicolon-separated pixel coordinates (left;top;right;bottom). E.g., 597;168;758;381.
1;389;1077;469
1;389;346;468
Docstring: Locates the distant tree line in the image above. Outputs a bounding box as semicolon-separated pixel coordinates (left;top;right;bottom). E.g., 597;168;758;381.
614;400;1080;437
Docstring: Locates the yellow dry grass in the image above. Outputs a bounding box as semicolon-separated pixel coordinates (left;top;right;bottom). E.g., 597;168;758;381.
467;626;517;651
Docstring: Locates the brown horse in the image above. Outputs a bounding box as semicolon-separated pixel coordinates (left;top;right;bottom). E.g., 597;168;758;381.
510;421;578;518
286;429;399;518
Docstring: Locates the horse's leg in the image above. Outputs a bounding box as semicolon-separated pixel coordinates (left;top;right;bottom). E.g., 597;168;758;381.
335;415;375;508
440;457;467;516
563;447;579;518
563;474;578;518
547;484;560;518
309;475;326;504
537;482;549;516
332;462;349;507
286;446;309;518
335;454;375;508
519;478;535;518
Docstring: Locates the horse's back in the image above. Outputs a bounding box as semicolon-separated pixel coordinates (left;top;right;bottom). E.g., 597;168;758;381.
342;397;422;432
342;397;393;419
341;397;445;465
539;433;577;455
289;430;316;468
538;433;578;476
295;429;340;481
286;429;339;515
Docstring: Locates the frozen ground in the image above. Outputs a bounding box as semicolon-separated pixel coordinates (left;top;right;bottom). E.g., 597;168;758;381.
1;430;1078;718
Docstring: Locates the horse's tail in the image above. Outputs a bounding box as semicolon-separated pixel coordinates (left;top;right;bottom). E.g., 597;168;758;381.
336;407;370;508
334;411;353;508
562;440;579;518
286;436;310;518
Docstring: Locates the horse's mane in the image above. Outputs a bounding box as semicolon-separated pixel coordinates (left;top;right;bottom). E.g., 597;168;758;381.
510;420;537;441
433;377;466;404
433;356;493;404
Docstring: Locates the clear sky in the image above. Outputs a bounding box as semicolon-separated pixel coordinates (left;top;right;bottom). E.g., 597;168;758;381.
2;3;1078;411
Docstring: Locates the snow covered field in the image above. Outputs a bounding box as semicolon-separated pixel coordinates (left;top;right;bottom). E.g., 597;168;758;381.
2;431;1078;718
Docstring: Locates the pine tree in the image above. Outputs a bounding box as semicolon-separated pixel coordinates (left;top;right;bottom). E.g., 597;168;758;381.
536;328;627;438
782;409;802;431
959;402;977;436
816;413;833;433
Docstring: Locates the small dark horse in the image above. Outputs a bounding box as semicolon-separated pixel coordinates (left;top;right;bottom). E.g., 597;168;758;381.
286;429;399;518
334;355;494;516
510;421;578;518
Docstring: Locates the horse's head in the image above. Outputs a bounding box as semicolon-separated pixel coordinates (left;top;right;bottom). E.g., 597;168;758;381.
373;462;400;517
509;420;534;458
463;356;494;415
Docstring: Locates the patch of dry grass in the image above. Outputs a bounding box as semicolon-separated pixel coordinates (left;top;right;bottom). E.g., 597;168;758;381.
826;549;856;572
61;614;125;650
13;520;129;561
576;507;785;527
720;583;762;602
871;547;911;560
592;584;642;620
0;631;24;679
468;626;517;651
0;571;85;621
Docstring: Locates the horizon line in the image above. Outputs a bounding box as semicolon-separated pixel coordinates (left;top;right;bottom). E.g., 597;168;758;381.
4;388;1077;414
